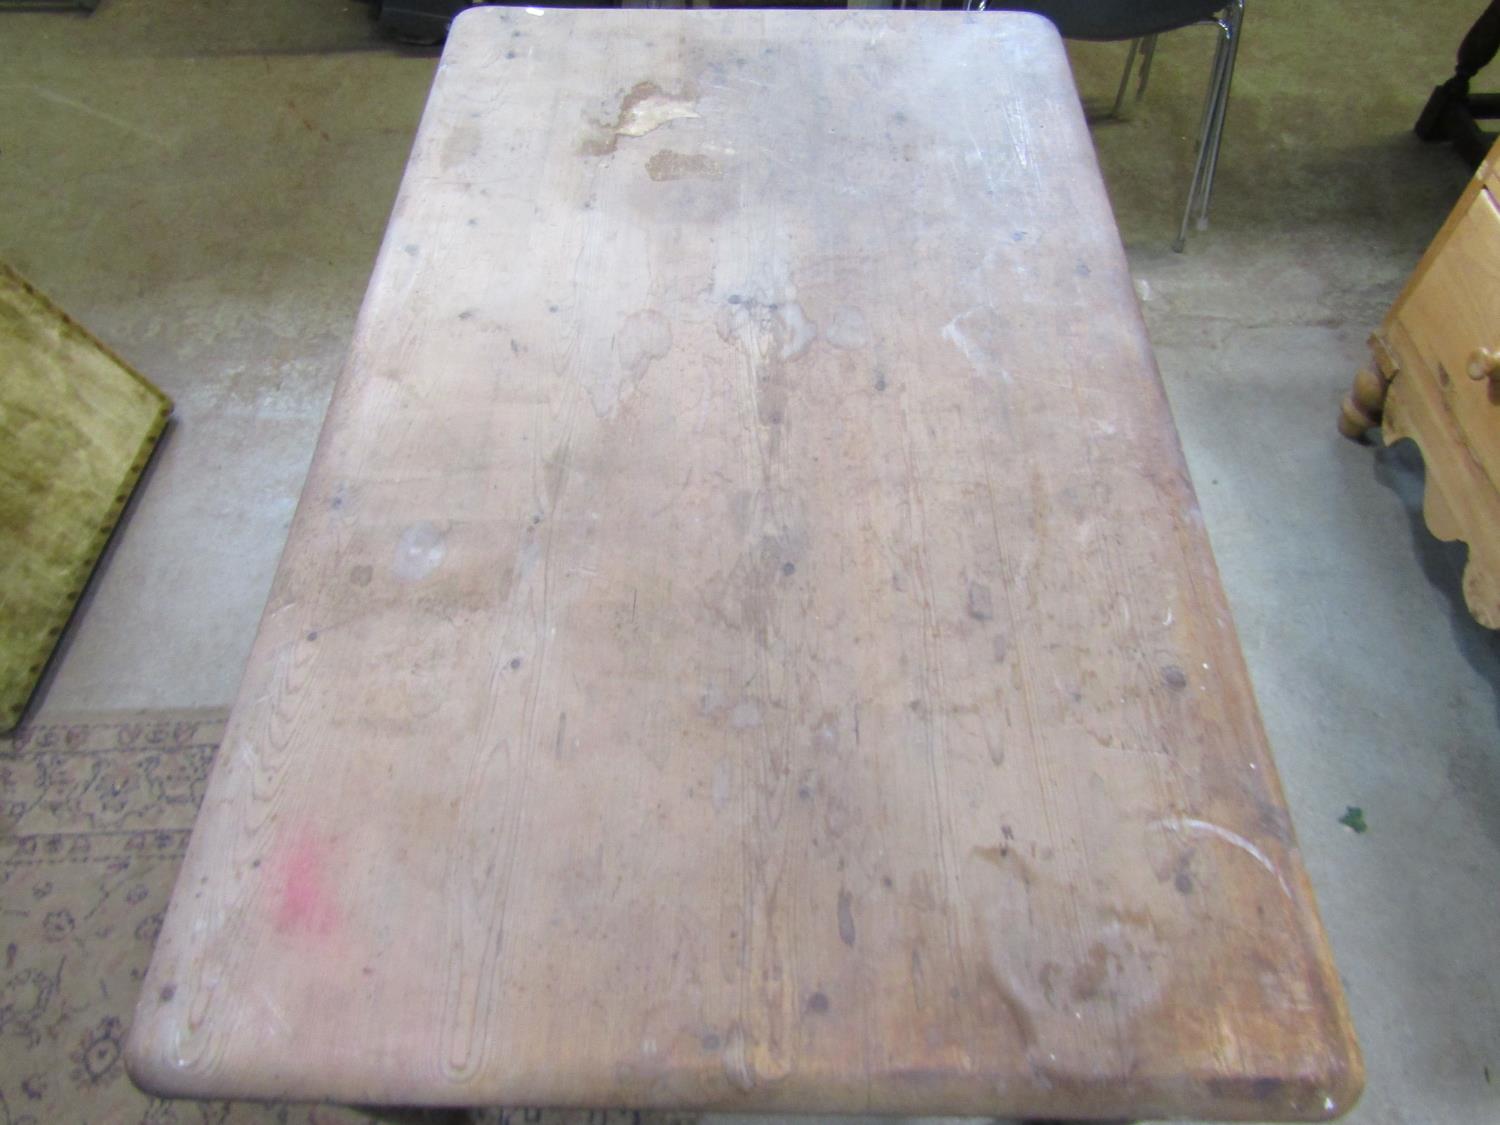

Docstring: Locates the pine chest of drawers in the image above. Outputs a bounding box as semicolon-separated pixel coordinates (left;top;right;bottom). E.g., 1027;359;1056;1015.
1341;142;1500;627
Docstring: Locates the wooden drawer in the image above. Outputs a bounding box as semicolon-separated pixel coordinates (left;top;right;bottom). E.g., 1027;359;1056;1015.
1393;182;1500;484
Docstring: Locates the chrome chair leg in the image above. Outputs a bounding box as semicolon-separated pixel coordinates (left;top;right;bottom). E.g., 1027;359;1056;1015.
1136;33;1158;99
1112;37;1143;118
1174;13;1233;251
1194;0;1244;228
1110;32;1161;121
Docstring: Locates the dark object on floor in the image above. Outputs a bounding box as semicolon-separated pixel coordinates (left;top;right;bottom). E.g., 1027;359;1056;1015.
1415;0;1500;165
0;0;97;10
371;0;472;45
983;0;1225;39
1339;806;1369;834
369;0;630;46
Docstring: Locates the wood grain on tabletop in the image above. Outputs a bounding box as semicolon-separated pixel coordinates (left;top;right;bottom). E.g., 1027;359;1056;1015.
126;9;1361;1120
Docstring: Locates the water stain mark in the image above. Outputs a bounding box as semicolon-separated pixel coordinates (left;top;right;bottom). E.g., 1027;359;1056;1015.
967;582;994;621
1070;942;1116;1002
614;309;673;386
392;522;446;582
824;306;870;350
729;701;762;729
973;844;1006;867
647;150;722;181
580;80;700;157
581;309;673;416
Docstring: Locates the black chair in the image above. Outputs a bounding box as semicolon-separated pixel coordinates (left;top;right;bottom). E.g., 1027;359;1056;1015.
969;0;1247;251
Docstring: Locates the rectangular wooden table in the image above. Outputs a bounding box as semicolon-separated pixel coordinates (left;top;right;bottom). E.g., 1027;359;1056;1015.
127;10;1362;1120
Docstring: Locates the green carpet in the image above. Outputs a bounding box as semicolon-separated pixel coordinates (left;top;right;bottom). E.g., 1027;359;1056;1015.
0;266;171;731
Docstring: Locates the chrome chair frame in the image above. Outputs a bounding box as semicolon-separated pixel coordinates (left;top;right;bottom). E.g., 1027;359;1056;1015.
962;0;1246;251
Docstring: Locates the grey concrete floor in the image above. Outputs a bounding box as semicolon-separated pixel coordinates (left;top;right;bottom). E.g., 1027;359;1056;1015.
4;0;1498;1122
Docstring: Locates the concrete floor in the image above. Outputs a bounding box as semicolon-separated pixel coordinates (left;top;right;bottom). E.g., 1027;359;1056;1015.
4;0;1498;1121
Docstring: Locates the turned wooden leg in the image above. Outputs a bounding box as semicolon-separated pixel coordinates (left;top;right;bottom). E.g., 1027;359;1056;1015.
1339;333;1401;441
1338;366;1390;440
1415;0;1500;163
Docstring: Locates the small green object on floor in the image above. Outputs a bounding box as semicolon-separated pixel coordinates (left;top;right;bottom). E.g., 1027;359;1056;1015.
1339;806;1368;834
0;263;171;730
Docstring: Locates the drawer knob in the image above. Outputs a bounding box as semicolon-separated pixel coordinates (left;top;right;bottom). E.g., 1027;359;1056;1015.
1466;347;1500;383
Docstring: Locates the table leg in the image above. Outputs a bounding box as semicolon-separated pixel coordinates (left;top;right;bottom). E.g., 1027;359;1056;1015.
1338;334;1398;441
1415;0;1500;163
1338;366;1392;440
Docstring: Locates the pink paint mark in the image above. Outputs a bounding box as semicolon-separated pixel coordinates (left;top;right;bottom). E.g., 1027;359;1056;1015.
272;829;340;938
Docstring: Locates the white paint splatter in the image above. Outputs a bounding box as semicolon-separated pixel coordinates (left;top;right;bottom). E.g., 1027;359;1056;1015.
392;522;446;582
729;701;762;729
257;991;293;1038
1002;98;1032;169
940;307;1011;383
941;308;983;367
961;118;1001;199
777;301;817;361
618;94;699;138
1156;817;1291;898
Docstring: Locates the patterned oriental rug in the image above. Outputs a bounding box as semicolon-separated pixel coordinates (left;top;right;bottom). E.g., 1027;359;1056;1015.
0;710;698;1125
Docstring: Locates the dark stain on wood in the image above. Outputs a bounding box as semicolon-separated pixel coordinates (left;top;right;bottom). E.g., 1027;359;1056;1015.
646;150;723;181
836;888;856;946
